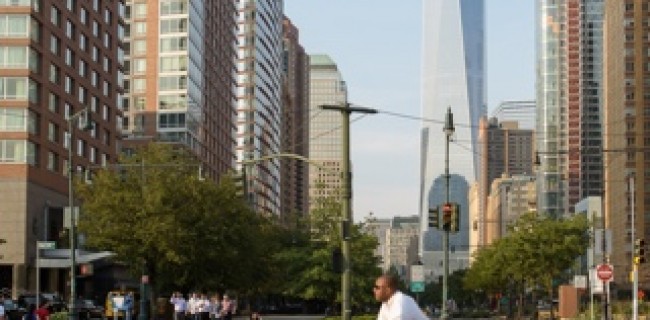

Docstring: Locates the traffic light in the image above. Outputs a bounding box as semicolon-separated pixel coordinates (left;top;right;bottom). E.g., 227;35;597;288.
332;247;342;273
442;203;452;231
450;203;461;233
635;238;646;264
232;170;248;198
428;206;440;229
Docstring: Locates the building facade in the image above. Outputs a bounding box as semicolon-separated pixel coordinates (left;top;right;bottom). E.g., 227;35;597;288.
236;0;284;216
120;0;237;180
420;0;485;268
476;117;534;248
0;0;125;296
280;17;309;219
308;54;347;210
604;0;650;288
536;0;604;217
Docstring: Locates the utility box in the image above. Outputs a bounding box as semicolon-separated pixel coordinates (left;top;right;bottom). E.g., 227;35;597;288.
558;285;579;318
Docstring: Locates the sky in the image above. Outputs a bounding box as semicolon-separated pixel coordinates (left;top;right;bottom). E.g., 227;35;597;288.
284;0;536;221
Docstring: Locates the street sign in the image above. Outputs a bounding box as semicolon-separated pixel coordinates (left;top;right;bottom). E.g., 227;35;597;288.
574;275;587;289
411;265;424;282
597;264;613;281
410;281;425;293
37;241;56;249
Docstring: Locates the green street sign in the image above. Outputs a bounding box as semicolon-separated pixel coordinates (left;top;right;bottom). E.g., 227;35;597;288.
37;241;56;249
410;281;425;293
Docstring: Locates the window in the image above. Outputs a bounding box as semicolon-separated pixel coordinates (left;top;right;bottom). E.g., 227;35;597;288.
159;75;187;90
0;46;28;68
0;15;30;38
47;121;58;142
50;35;60;54
0;108;26;131
77;139;84;157
92;20;99;37
64;47;74;66
132;39;146;54
160;18;187;34
102;80;109;96
47;151;58;172
51;6;60;26
78;59;86;77
0;0;31;6
158;95;186;110
64;75;74;94
104;9;111;24
92;46;98;62
102;104;108;120
79;33;87;51
49;63;59;83
65;19;74;39
134;22;146;35
103;32;111;48
0;140;36;164
93;0;100;12
48;92;58;113
159;113;186;129
91;71;98;87
133;4;146;18
161;0;187;15
103;56;110;72
159;56;187;72
78;86;86;103
133;96;145;110
66;0;75;11
160;37;187;52
0;77;28;100
132;58;146;73
80;7;87;25
132;78;145;92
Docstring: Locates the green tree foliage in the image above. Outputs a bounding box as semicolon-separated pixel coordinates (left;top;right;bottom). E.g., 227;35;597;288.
464;212;589;317
274;195;382;310
75;144;279;293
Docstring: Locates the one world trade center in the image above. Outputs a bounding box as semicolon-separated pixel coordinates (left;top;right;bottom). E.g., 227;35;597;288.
419;0;486;277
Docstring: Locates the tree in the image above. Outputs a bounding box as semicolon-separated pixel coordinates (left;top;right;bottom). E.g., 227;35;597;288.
76;144;279;294
464;212;589;318
275;194;382;312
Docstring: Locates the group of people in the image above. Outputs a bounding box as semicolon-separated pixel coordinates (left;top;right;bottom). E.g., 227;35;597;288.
0;296;50;320
169;292;237;320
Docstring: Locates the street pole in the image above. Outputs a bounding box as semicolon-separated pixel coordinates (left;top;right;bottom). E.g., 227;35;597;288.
631;174;637;320
320;103;377;320
442;107;454;319
67;107;90;320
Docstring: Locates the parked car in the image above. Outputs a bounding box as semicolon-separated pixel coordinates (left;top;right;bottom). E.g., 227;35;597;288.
77;299;105;320
17;293;67;313
3;299;26;320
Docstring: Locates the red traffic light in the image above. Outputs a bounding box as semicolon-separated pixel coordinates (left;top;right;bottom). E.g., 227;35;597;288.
442;203;452;213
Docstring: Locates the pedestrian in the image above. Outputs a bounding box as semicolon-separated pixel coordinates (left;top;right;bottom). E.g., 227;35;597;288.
219;294;233;320
249;312;262;320
169;292;187;320
23;304;37;320
0;296;6;320
208;294;221;320
374;274;428;320
198;294;210;320
35;301;50;320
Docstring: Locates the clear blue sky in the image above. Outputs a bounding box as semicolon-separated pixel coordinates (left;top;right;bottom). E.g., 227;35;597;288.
284;0;535;221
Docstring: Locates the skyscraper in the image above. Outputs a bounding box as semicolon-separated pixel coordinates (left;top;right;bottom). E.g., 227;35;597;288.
236;0;284;216
308;54;347;210
490;100;536;131
120;0;238;180
536;0;604;217
419;0;485;263
281;17;310;219
0;0;124;294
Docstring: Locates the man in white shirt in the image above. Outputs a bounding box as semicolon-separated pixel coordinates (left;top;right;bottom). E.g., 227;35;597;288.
374;274;428;320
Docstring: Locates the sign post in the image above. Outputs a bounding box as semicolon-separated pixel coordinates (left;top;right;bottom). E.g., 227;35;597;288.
36;241;56;308
596;264;613;282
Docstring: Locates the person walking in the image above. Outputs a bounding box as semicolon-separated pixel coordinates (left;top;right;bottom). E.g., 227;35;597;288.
208;294;221;320
0;296;6;320
169;292;187;320
374;274;428;320
219;294;233;320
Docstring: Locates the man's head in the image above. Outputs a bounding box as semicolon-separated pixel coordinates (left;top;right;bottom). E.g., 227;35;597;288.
373;274;398;303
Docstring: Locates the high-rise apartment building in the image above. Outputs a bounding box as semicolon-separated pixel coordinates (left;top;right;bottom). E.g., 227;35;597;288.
475;117;534;247
308;54;346;210
536;0;604;217
0;0;125;295
604;0;650;287
490;100;536;131
120;0;237;180
280;18;309;219
419;0;485;264
365;216;420;281
236;0;284;216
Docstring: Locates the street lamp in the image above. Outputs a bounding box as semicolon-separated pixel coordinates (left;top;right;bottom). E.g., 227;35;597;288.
319;103;377;320
441;106;454;319
66;106;92;320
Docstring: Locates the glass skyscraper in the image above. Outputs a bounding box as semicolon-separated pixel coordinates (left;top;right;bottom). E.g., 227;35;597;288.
419;0;486;265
